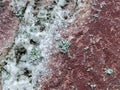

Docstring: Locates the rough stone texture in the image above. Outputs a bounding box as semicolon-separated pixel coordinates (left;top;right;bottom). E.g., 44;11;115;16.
0;1;19;89
0;1;19;60
41;0;120;90
39;0;54;7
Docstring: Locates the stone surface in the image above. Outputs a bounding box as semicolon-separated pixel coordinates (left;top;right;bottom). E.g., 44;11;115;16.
0;1;19;60
0;1;18;89
0;0;119;89
41;0;120;90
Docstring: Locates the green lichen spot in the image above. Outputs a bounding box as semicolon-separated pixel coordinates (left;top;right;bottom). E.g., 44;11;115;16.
104;68;113;75
58;40;70;54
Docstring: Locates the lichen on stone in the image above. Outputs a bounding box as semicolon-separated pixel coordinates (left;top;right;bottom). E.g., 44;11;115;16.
1;0;72;90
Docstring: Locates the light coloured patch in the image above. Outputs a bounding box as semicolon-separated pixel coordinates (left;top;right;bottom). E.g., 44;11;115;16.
2;0;72;90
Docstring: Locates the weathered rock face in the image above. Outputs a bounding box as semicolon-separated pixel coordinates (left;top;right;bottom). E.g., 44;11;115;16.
0;0;119;89
41;0;120;90
0;1;19;60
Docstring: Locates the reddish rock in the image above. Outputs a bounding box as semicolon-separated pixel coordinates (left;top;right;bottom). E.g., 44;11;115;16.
41;0;120;90
0;1;19;60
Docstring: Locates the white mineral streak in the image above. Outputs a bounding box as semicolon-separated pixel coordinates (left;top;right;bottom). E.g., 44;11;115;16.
2;0;72;90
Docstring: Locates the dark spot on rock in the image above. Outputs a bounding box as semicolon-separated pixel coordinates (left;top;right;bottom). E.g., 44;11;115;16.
23;68;32;77
40;24;45;32
30;39;38;45
64;15;68;19
60;4;68;9
14;45;27;60
0;1;4;7
45;5;54;11
53;0;57;5
66;0;69;3
35;18;41;25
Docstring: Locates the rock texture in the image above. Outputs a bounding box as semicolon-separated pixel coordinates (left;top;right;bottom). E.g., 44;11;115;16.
41;0;120;90
0;1;19;60
0;0;119;89
0;1;19;89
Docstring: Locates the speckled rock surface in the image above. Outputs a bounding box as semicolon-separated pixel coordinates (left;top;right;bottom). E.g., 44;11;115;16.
41;0;120;90
0;1;19;90
0;1;19;60
0;0;119;90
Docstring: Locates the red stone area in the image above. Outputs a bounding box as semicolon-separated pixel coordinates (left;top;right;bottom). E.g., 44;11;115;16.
0;1;19;60
41;0;120;90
